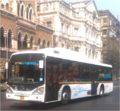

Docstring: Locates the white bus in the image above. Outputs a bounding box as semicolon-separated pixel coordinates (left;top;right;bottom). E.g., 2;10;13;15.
6;48;113;104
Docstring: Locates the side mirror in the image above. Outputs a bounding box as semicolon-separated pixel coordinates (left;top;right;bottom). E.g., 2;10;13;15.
39;60;44;68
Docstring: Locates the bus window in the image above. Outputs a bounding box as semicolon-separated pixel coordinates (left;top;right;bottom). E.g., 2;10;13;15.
98;67;112;81
46;64;52;86
58;63;63;82
67;61;80;82
61;60;69;82
82;64;91;81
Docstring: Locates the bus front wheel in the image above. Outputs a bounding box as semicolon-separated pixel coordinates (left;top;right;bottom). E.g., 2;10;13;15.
61;89;70;104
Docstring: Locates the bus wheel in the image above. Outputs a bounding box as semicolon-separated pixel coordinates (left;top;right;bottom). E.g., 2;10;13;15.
99;87;104;96
61;89;70;105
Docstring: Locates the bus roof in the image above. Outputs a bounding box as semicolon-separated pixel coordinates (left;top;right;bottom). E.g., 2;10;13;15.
11;48;112;68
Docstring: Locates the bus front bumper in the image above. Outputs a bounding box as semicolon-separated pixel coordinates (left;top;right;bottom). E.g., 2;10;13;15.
6;93;45;103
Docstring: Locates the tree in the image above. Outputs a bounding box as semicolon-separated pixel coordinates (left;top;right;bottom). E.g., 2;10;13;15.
102;37;120;80
102;37;120;69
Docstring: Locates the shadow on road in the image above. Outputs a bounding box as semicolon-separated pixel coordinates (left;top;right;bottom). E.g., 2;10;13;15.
9;94;111;110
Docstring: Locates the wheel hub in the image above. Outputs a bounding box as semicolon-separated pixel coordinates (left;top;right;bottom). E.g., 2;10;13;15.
100;89;103;95
63;92;68;100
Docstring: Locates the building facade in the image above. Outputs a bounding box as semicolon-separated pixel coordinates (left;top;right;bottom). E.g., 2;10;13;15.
99;10;120;39
98;10;120;63
38;0;102;61
0;0;53;76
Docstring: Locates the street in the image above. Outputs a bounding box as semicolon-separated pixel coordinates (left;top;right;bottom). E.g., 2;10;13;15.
1;86;120;110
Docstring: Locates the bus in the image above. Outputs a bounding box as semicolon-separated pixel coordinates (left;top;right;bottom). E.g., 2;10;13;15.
6;48;113;104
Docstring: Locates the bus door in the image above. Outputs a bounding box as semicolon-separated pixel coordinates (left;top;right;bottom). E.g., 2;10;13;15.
46;63;59;102
91;71;98;95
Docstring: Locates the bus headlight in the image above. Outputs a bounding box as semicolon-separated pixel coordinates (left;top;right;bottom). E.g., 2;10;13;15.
7;85;13;93
32;87;44;95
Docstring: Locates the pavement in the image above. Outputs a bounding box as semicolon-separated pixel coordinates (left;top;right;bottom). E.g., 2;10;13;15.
0;85;120;110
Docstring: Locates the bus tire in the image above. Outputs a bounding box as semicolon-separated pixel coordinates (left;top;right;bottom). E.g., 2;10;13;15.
99;86;104;96
61;88;70;105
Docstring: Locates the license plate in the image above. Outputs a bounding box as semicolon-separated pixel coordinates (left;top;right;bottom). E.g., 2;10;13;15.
20;96;24;100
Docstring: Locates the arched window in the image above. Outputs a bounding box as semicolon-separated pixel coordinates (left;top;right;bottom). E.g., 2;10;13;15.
30;36;33;49
38;38;41;49
17;3;20;16
42;40;45;48
26;7;29;19
18;33;21;50
1;4;4;8
21;5;24;17
8;29;11;48
23;35;27;49
47;41;50;47
0;27;5;47
29;9;32;20
6;3;9;10
28;3;31;8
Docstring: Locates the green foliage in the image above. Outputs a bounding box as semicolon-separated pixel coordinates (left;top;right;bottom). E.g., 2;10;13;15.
102;37;120;76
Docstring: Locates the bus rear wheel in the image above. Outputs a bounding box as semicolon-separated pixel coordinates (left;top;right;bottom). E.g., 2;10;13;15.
99;87;104;96
61;89;70;105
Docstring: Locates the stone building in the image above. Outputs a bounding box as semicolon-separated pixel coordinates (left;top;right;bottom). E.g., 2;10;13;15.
99;10;120;63
37;0;102;62
99;10;120;39
0;0;53;76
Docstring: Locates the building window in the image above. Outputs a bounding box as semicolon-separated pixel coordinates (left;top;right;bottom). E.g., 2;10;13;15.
29;9;32;20
95;52;98;60
0;27;5;47
103;43;106;47
38;38;41;49
76;12;79;17
62;44;64;48
46;3;52;10
74;47;79;52
86;48;87;56
6;3;9;10
26;7;28;19
67;45;69;49
89;50;91;58
46;21;52;28
21;5;24;17
92;51;94;59
23;35;27;49
74;28;79;36
66;25;69;35
8;29;11;48
37;5;40;12
61;23;64;33
1;4;4;8
103;18;107;23
103;29;107;35
30;36;33;49
17;3;20;16
42;40;45;48
18;33;21;50
47;41;50;47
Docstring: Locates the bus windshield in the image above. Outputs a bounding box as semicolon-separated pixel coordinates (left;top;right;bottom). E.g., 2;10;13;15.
8;54;44;84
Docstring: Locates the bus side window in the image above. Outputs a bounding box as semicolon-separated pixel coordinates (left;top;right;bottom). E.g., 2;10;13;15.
82;64;91;81
46;65;52;85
